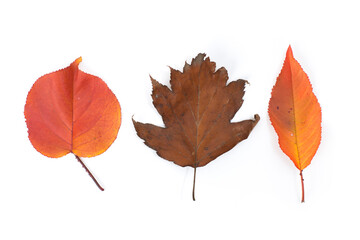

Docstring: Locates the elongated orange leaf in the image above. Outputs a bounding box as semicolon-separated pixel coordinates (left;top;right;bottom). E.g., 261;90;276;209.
25;57;121;190
268;46;321;202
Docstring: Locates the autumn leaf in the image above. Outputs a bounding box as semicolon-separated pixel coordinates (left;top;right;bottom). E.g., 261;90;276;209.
133;54;259;200
268;46;321;202
24;57;121;190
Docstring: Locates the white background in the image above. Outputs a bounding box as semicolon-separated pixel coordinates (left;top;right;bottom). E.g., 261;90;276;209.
0;0;359;239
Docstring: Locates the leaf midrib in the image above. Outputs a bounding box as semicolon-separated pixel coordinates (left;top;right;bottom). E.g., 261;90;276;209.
289;59;302;170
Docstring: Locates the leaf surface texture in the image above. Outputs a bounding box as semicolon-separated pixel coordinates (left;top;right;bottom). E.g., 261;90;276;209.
268;46;321;202
25;57;121;158
133;54;259;168
268;46;321;171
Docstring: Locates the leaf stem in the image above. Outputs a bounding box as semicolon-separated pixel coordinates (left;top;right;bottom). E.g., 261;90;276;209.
300;170;304;203
74;154;104;191
192;167;197;201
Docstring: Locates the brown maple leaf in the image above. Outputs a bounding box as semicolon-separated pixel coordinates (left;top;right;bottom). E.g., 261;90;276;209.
133;54;260;200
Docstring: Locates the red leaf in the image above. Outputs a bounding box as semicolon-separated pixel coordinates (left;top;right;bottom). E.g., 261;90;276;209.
25;57;121;190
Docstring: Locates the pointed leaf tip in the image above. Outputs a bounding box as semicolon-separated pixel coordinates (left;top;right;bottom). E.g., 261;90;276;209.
286;45;293;58
71;57;82;68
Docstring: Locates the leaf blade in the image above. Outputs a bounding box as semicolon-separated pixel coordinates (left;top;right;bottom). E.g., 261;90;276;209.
133;54;259;200
268;46;321;171
25;58;121;158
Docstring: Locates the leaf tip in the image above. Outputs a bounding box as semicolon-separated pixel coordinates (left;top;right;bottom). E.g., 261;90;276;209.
184;53;206;71
149;75;158;88
72;57;82;68
131;115;136;124
286;45;294;58
194;53;207;64
254;114;260;124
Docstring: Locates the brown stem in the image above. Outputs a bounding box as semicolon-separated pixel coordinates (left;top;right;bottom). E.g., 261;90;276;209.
192;167;197;201
300;170;304;203
74;154;104;191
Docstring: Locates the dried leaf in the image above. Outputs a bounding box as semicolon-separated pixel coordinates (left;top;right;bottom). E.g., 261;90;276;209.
24;57;121;190
268;46;321;202
133;54;259;200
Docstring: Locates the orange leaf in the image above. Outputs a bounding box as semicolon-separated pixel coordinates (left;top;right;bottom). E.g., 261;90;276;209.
24;57;121;190
268;46;321;202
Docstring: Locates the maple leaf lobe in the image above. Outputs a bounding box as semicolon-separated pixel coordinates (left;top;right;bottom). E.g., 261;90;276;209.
133;53;259;168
